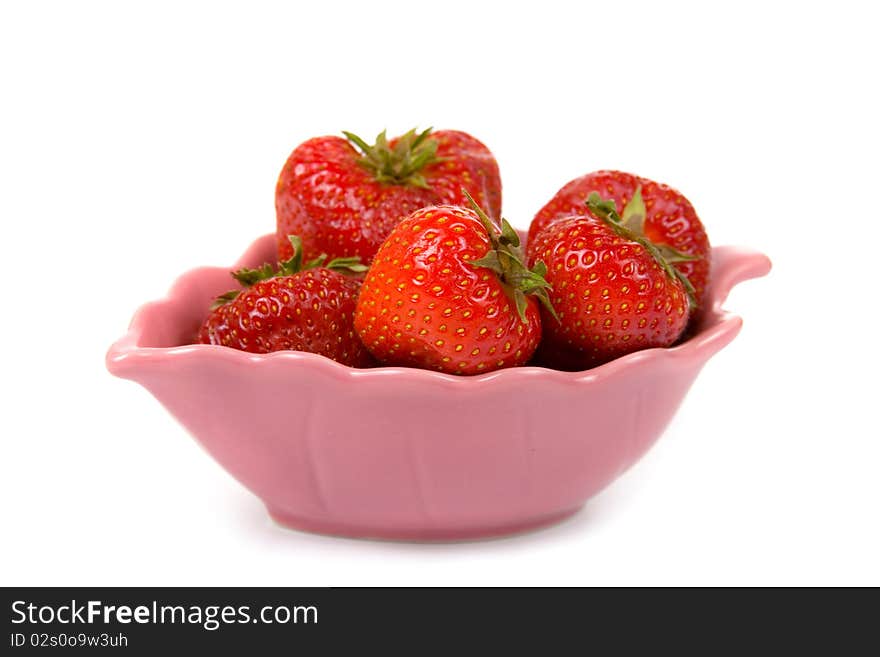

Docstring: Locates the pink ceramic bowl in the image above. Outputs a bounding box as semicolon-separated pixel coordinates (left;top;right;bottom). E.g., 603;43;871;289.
107;234;770;540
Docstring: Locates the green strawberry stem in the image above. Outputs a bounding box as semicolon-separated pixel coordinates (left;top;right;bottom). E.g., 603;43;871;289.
586;189;698;309
462;189;558;323
343;127;439;188
212;235;366;308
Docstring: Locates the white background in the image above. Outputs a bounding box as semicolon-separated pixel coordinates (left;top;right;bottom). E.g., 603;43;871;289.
2;1;877;586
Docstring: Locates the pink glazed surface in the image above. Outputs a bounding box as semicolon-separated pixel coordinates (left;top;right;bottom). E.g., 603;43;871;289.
107;234;770;540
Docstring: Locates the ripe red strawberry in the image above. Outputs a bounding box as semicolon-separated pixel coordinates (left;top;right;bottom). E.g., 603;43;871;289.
276;128;501;264
198;237;373;367
528;191;692;370
528;170;710;308
354;194;553;375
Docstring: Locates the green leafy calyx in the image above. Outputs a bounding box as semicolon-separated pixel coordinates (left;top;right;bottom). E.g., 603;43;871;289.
343;127;439;188
211;235;366;308
586;188;698;308
463;189;558;324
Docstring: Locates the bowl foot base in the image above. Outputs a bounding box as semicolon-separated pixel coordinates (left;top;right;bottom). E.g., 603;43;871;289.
266;505;584;542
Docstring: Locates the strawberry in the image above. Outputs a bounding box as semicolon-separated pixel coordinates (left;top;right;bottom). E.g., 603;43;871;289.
528;170;710;308
528;191;693;370
276;128;501;264
198;236;373;367
354;194;553;375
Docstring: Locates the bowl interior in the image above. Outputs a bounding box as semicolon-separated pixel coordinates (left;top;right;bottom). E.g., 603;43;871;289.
115;233;770;369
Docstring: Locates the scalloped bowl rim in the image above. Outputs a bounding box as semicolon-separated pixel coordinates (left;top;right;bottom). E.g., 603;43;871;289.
107;234;771;386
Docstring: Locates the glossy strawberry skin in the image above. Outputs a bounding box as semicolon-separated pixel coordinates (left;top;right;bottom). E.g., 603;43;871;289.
276;130;501;264
198;268;373;367
354;205;541;375
528;170;710;308
528;215;690;370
